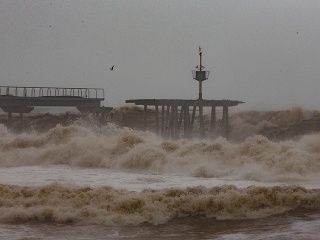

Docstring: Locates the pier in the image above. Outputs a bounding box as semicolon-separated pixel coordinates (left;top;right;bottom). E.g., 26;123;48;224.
126;47;244;139
125;99;244;139
1;47;244;138
0;86;112;129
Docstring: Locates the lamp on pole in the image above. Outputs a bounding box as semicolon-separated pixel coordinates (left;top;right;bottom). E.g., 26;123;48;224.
192;46;210;100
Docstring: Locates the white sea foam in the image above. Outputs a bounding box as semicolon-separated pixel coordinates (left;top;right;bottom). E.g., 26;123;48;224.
1;123;320;184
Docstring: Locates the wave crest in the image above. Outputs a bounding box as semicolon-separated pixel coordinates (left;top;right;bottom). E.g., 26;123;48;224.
0;184;319;226
1;123;320;183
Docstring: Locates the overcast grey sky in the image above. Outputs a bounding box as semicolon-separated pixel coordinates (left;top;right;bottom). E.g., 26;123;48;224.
1;0;320;110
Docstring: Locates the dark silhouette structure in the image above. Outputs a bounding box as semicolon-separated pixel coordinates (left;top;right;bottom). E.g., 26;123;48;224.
126;47;244;139
0;86;112;129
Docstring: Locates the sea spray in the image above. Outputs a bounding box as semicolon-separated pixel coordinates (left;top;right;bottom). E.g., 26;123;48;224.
1;123;320;183
0;183;319;226
228;106;309;140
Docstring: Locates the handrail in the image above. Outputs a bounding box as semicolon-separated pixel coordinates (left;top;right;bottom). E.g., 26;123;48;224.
0;86;104;99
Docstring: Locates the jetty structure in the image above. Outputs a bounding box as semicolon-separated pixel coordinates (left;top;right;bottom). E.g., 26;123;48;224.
0;86;112;129
126;47;244;139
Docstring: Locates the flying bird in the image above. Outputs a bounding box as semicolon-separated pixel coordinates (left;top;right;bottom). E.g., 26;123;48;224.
110;65;115;71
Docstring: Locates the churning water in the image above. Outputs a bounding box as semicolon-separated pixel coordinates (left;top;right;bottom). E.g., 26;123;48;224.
1;109;320;239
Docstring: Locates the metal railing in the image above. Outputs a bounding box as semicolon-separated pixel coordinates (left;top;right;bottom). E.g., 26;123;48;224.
0;86;104;99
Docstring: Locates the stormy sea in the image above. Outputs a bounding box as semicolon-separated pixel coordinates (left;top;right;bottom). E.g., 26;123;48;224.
0;106;320;239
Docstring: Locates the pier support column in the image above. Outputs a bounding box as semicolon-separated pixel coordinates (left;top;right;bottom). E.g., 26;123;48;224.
169;104;175;138
190;105;196;135
199;101;205;139
161;105;165;137
210;106;216;139
174;104;179;139
165;105;170;138
155;105;159;134
177;106;184;138
184;106;190;138
223;106;229;139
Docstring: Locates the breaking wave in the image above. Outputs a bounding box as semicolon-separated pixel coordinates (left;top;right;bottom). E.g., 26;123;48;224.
0;183;319;226
1;122;320;183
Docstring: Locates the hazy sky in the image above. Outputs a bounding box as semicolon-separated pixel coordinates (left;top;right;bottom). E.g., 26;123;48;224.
1;0;320;110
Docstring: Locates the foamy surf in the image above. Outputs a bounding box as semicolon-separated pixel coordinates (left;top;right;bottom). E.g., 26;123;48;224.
0;183;319;226
0;108;320;239
1;123;320;184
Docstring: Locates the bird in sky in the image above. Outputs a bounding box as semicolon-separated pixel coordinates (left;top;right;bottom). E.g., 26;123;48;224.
110;65;115;71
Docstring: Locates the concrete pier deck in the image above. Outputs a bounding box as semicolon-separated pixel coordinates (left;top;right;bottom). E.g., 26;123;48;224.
0;86;112;129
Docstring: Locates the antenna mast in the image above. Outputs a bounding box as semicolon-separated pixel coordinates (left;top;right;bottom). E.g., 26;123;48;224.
192;46;209;100
199;46;203;99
